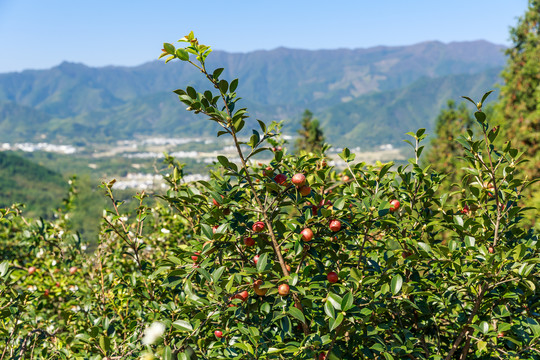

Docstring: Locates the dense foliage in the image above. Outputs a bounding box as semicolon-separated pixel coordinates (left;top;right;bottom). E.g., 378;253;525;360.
1;32;538;360
495;0;540;225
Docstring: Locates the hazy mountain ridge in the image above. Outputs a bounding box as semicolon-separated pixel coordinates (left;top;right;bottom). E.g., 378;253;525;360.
0;40;506;146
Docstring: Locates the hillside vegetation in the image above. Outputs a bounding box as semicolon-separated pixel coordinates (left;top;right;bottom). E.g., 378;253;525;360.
0;41;505;147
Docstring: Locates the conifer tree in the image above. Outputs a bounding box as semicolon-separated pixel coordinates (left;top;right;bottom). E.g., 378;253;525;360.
496;0;539;222
295;109;325;154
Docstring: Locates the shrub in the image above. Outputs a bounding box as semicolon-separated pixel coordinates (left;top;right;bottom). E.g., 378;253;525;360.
0;33;538;360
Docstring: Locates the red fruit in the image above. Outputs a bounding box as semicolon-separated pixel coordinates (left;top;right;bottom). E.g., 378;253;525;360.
44;289;50;297
253;280;268;296
212;198;219;206
215;330;223;338
286;264;292;273
301;228;314;242
254;255;260;264
327;272;339;283
69;266;78;275
342;175;350;182
291;173;306;187
277;146;282;151
191;252;200;262
311;205;318;214
274;173;287;185
389;199;400;212
319;353;326;360
329;220;341;232
55;282;60;287
460;205;469;214
244;237;255;247
497;332;504;338
488;246;494;254
233;290;249;302
28;266;37;275
278;283;290;296
212;225;219;234
299;185;311;197
252;221;265;233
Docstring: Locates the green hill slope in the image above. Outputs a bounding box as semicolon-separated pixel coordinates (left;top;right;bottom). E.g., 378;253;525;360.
0;40;506;146
0;151;66;218
318;68;502;147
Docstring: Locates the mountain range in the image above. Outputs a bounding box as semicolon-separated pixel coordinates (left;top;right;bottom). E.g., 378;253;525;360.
0;40;507;147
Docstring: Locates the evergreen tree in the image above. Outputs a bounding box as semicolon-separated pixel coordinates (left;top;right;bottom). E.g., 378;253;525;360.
295;109;325;154
496;0;539;222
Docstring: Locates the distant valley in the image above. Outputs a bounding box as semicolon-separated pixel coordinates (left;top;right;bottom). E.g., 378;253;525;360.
0;40;506;148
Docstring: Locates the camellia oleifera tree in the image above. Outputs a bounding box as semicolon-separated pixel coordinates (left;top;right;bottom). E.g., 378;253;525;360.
0;33;538;360
149;33;539;359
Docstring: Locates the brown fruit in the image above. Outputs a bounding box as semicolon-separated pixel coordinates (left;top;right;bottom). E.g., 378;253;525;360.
244;237;255;246
299;185;311;197
278;283;290;296
232;290;249;302
253;280;268;296
327;272;339;283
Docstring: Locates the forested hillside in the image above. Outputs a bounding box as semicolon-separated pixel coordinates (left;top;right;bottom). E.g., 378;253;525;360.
0;40;505;147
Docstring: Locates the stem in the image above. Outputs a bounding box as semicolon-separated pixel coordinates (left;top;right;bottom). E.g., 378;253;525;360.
194;62;309;334
444;284;487;360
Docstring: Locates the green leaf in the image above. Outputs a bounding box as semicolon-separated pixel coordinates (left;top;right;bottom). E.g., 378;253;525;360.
173;320;193;332
213;68;224;80
324;300;335;319
186;86;197;99
480;90;494;105
257;119;266;133
218;79;228;94
289;307;305;323
327;293;342;310
339;147;355;162
329;313;343;331
461;96;477;106
479;321;489;334
230;78;239;92
342;292;354;311
217;156;229;168
175;49;189;61
391;274;403;295
163;346;173;360
474;111;486;123
99;336;111;353
256;253;268;273
212;266;226;283
163;43;175;54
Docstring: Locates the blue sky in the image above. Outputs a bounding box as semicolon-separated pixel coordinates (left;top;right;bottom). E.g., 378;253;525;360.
0;0;529;73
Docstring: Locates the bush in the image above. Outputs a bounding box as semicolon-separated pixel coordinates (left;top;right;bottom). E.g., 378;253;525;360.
0;33;538;359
